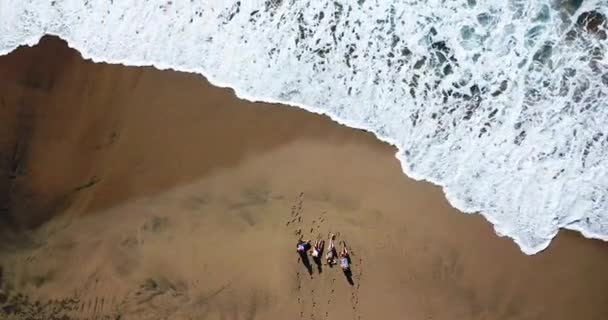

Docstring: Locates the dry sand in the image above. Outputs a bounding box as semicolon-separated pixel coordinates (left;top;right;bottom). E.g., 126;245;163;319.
0;36;607;320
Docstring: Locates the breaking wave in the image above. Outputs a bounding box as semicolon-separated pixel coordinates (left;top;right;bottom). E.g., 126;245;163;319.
1;0;607;254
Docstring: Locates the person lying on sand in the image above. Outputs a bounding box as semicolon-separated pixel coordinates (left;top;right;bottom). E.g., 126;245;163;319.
339;241;350;271
297;239;311;254
326;234;337;266
311;239;324;259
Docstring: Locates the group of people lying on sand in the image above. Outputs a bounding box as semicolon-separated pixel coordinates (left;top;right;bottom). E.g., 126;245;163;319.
296;234;350;272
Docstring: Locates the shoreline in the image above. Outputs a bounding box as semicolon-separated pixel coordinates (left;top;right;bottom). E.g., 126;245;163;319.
4;33;604;254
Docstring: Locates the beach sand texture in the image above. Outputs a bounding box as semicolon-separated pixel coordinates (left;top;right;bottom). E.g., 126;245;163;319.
0;36;607;320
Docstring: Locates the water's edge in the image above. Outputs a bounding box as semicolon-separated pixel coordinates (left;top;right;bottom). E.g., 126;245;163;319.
4;31;604;255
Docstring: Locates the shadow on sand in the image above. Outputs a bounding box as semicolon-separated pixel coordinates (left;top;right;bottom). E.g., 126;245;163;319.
342;255;354;286
312;255;323;274
343;268;354;286
298;251;313;275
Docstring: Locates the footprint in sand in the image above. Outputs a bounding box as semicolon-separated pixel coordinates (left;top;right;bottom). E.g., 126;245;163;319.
296;272;302;291
350;291;361;317
356;258;364;287
91;297;97;316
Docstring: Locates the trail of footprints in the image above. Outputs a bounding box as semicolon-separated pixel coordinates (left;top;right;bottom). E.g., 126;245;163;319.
286;192;364;320
350;258;364;319
287;192;305;238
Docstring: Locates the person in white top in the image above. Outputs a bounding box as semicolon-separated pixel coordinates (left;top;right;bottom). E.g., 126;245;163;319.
311;239;324;259
326;234;337;266
339;241;350;272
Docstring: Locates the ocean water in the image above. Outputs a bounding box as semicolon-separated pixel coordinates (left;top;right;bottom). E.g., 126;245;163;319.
1;0;607;254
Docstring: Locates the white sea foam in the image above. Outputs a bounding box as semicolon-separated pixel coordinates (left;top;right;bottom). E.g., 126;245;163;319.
1;0;607;254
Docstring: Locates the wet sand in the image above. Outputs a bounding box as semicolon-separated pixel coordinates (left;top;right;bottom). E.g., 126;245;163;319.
0;36;607;320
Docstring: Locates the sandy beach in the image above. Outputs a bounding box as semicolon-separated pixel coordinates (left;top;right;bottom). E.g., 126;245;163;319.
0;36;607;320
